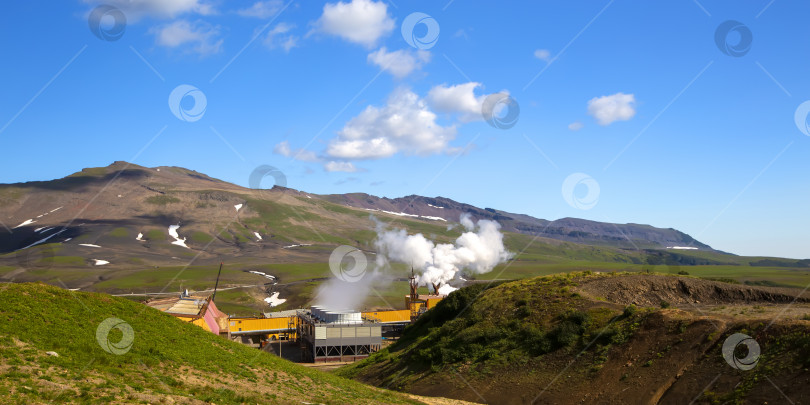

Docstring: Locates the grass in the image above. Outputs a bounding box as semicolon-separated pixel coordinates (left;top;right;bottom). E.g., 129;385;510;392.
144;195;180;205
190;231;214;244
339;273;810;404
478;258;810;289
48;256;86;266
91;265;257;292
108;227;129;238
0;283;422;404
213;288;265;316
339;273;647;386
144;229;165;241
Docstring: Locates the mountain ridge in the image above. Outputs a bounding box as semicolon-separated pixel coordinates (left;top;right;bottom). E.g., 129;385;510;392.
0;161;807;315
1;161;715;253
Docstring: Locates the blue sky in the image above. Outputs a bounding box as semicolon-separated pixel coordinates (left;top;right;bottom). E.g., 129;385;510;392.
1;0;808;258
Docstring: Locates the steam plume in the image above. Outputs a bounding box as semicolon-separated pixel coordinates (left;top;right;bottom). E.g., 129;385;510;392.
375;214;513;289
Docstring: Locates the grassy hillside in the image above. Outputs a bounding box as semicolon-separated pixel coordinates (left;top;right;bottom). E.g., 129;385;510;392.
338;273;810;404
0;282;426;404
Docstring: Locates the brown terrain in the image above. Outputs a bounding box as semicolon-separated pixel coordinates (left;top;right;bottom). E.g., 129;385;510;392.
344;274;810;405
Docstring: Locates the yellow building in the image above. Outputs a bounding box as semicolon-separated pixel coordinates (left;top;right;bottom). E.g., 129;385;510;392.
362;309;411;324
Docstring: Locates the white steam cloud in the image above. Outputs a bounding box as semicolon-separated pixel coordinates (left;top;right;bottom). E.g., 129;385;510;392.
313;273;378;310
375;214;513;288
312;214;512;310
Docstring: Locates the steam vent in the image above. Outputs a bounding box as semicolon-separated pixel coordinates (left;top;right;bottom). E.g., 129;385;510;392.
405;269;446;321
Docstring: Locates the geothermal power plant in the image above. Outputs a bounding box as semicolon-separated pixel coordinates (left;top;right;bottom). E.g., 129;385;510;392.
143;216;509;363
147;270;448;363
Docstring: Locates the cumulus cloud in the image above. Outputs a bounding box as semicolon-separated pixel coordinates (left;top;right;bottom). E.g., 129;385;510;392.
325;161;360;172
534;49;551;61
84;0;214;20
426;82;492;122
311;0;394;48
150;19;223;56
273;141;319;162
367;47;430;78
568;121;584;131
587;92;636;126
236;0;281;18
326;87;457;160
264;22;298;52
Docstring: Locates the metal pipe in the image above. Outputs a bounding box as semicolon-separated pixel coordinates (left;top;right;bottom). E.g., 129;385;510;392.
212;262;223;301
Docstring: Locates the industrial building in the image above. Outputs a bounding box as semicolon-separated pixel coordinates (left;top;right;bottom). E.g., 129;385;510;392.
296;307;383;363
229;311;298;348
143;268;447;363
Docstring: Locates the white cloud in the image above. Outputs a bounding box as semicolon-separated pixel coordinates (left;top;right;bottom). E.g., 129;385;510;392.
454;29;470;40
587;92;636;126
367;47;430;78
534;49;551;61
264;23;298;52
426;82;491;122
274;140;291;155
279;36;298;52
84;0;213;20
325;161;360;172
237;0;281;18
326;87;457;160
311;0;394;48
274;141;319;162
568;121;584;131
151;19;223;56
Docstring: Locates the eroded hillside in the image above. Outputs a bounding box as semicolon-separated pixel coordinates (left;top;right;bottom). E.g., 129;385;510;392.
339;273;810;404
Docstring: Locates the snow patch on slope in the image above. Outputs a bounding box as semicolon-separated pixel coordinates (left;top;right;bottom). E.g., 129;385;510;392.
264;292;286;307
19;228;67;250
13;219;35;229
168;225;189;249
283;244;312;249
249;270;276;280
364;208;447;222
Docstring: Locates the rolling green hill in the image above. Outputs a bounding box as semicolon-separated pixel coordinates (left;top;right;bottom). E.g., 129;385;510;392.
0;282;431;404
